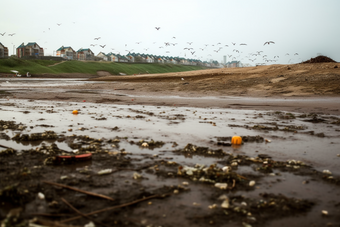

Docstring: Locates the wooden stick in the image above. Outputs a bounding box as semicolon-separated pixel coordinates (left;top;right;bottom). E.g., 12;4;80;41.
29;213;72;217
43;181;115;202
0;144;16;150
61;198;110;227
61;193;171;223
30;218;81;227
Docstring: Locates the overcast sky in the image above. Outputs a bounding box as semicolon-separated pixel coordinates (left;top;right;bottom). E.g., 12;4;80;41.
1;0;339;65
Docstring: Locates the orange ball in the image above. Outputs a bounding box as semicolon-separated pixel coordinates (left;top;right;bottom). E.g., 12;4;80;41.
72;110;78;115
231;136;242;145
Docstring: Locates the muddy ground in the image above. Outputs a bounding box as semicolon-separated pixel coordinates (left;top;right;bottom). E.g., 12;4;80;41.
0;62;340;227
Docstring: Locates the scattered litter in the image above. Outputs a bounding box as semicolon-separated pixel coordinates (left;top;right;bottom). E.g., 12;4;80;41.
323;170;332;175
231;136;242;145
215;183;228;189
54;153;92;164
221;198;230;208
208;204;218;209
98;169;113;175
133;172;142;179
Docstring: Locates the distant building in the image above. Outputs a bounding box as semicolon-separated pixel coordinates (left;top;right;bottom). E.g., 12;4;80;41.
76;48;94;60
0;42;9;58
225;61;240;68
16;42;44;58
56;46;76;60
96;52;109;61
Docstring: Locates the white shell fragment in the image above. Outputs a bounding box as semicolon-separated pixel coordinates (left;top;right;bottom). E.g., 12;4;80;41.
133;172;142;179
215;183;228;189
323;170;332;175
221;198;230;208
38;192;45;200
208;204;218;209
141;142;149;147
182;182;189;186
321;210;328;215
222;166;231;172
249;181;256;187
231;162;238;166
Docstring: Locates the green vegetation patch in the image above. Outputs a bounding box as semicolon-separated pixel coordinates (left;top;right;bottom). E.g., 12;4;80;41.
0;57;206;76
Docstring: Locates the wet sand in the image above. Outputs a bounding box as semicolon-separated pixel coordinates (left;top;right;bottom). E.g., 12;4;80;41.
1;76;340;226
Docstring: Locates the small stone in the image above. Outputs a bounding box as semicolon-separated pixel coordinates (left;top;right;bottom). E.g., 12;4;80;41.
322;210;328;215
38;192;45;200
249;181;255;187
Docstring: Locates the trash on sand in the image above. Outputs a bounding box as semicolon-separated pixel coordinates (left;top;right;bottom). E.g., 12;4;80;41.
215;183;228;189
249;181;256;187
54;153;92;164
98;169;113;175
231;136;242;145
133;172;142;179
221;198;230;208
72;110;78;114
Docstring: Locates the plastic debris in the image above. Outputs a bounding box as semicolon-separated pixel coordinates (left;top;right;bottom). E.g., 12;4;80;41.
98;169;113;175
215;183;228;189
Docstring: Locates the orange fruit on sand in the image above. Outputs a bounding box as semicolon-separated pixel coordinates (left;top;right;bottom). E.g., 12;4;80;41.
231;136;242;145
72;110;78;115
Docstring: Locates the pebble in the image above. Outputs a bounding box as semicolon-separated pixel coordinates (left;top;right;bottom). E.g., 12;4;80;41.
322;210;328;215
249;181;256;187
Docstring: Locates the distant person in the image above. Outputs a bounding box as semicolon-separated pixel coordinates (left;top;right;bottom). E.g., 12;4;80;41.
26;72;31;77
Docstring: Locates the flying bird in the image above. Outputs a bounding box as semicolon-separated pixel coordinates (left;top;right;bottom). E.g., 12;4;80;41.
294;53;299;55
191;51;195;55
240;43;247;45
187;42;193;45
0;32;5;36
8;33;15;36
57;23;61;26
263;41;275;45
94;37;101;40
99;45;106;48
155;27;160;30
232;42;236;45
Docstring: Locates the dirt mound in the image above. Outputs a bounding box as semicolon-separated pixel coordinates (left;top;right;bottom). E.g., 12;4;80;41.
302;55;337;63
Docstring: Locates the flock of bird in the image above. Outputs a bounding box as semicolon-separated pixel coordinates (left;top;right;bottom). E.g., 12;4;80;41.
1;24;302;65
